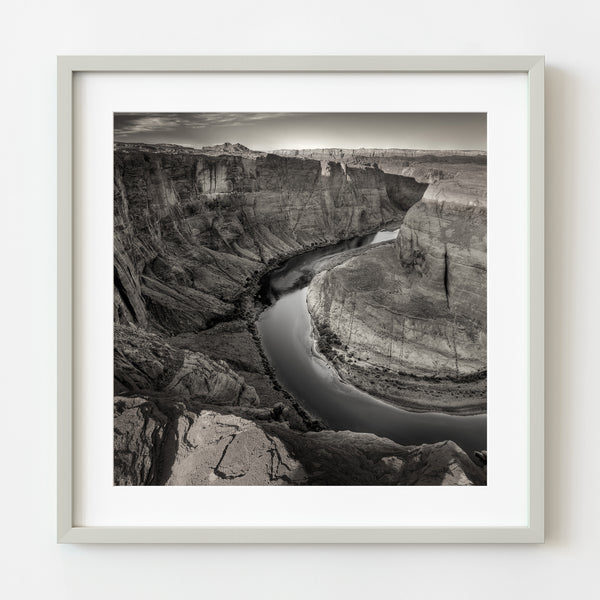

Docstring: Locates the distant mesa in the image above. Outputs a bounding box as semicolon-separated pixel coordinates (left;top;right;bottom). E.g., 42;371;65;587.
114;140;265;159
203;142;250;153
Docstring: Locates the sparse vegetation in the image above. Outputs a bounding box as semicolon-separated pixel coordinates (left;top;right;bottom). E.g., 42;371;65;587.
316;323;342;355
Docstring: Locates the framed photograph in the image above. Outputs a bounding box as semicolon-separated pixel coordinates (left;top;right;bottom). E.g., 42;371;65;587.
58;55;544;543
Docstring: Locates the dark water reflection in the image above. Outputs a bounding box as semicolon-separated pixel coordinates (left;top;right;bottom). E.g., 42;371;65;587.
257;230;486;455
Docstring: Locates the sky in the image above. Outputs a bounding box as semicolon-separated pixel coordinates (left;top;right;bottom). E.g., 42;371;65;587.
114;112;486;151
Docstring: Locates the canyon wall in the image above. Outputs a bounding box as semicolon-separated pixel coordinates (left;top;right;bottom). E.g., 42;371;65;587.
274;148;486;181
307;159;487;414
114;143;425;335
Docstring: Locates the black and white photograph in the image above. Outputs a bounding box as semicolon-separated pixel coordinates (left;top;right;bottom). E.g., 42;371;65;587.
15;0;600;589
113;112;487;486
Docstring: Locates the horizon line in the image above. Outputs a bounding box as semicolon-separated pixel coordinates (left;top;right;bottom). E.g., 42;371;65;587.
113;140;487;154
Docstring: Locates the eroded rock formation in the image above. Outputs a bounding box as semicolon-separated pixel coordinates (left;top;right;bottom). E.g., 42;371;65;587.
307;159;486;414
114;400;307;485
114;143;425;334
114;325;259;406
274;148;486;180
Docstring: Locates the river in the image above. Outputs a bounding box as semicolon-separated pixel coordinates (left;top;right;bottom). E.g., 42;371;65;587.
257;228;486;455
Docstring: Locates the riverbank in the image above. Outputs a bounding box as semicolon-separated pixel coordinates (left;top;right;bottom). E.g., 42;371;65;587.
306;162;487;416
168;220;405;432
256;233;486;454
307;291;486;417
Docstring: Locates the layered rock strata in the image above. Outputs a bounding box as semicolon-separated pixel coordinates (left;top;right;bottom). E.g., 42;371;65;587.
274;148;486;181
114;325;259;406
114;143;426;335
307;160;487;414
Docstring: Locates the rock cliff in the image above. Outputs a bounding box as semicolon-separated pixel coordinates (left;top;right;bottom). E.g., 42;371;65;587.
114;143;425;334
274;148;486;180
307;158;486;414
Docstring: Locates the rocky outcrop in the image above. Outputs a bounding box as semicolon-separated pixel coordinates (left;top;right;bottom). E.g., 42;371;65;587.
166;319;303;418
114;396;168;486
307;158;486;414
114;325;259;406
114;399;307;485
264;426;485;485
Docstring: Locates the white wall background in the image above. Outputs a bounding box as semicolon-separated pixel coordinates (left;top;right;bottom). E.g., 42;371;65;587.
1;1;598;598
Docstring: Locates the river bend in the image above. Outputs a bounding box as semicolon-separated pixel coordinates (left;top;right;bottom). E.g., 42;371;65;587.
257;229;487;455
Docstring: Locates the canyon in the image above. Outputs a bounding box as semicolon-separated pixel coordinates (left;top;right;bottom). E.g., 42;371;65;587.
113;141;487;486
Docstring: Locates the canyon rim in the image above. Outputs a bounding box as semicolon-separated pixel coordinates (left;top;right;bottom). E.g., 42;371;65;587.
113;112;488;486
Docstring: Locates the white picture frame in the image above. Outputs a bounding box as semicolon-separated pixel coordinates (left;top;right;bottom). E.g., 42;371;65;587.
57;55;544;543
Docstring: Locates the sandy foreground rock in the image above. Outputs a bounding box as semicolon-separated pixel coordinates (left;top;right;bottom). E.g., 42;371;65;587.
114;399;307;486
268;426;486;486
